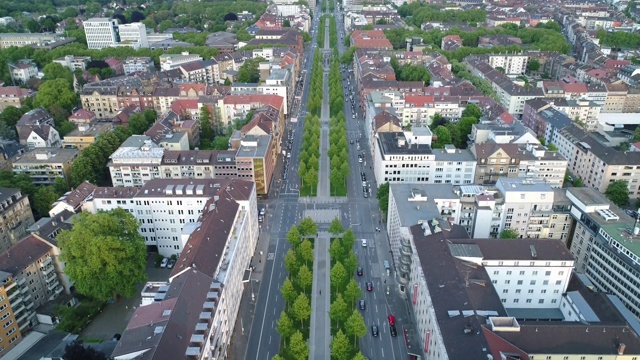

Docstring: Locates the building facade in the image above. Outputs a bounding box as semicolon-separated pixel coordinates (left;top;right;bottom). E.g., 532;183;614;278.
0;188;34;254
83;18;120;50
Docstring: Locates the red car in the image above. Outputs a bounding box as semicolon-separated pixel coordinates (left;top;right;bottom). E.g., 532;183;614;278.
388;314;396;327
366;282;373;291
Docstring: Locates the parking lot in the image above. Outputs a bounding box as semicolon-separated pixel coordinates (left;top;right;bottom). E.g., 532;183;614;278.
79;255;171;341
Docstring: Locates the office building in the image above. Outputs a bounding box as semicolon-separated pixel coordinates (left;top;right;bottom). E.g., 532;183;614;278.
118;22;148;48
83;18;120;50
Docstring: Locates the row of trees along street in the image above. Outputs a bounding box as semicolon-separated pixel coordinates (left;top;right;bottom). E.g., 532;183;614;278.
329;112;349;196
327;218;368;360
318;16;327;48
298;114;321;196
274;218;318;360
308;48;324;117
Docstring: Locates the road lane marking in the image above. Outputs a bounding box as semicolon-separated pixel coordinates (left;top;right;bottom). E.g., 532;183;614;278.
254;235;281;360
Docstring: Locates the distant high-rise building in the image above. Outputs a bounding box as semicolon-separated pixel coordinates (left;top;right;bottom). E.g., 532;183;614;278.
83;18;119;50
118;22;148;48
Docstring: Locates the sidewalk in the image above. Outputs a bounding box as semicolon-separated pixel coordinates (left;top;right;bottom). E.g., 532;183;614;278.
309;232;331;360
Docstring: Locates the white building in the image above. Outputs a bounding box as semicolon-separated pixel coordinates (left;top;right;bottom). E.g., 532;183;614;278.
488;54;529;76
496;178;556;238
258;68;292;114
108;136;164;187
118;22;148;48
83;18;120;50
10;61;37;84
159;53;203;71
123;57;155;74
374;132;476;186
110;178;259;360
53;55;91;71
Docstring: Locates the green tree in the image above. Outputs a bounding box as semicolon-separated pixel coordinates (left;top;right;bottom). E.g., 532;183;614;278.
331;330;352;360
343;278;362;310
331;261;348;293
42;63;74;85
499;229;520;239
376;182;390;216
32;186;60;218
272;355;284;360
281;277;297;308
283;20;291;27
527;59;540;72
633;127;640;142
287;225;301;248
276;311;294;347
289;330;309;360
296;264;313;294
328;217;345;236
461;103;482;120
353;352;367;360
343;252;358;276
143;109;157;125
432;125;452;148
57;208;147;301
573;177;583;187
292;292;311;327
35;79;77;112
548;143;558;151
342;229;356;251
63;341;107;360
298;239;314;267
398;64;431;84
0;121;16;141
345;309;367;347
329;293;350;328
128;113;149;135
0;106;25;128
236;57;264;83
606;180;630;207
284;249;298;276
199;105;215;143
298;217;317;237
330;238;346;262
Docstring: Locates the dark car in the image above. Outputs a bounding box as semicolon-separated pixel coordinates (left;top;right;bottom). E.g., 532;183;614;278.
371;325;379;337
366;281;373;291
359;299;366;310
390;325;397;337
357;266;363;276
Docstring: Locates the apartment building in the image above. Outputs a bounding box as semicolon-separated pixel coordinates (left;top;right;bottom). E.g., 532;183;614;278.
108;136;165;187
487;54;529;76
112;179;257;360
458;185;504;238
15;108;61;150
159;53;203;71
12;148;78;185
400;95;463;125
80;83;119;119
61;122;113;152
553;124;640;199
469;121;539;145
496;178;573;241
406;220;640;360
83;18;120;50
471;140;567;187
0;87;34;112
52;55;91;71
0;188;34;254
0;234;72;354
566;187;640;320
551;98;601;131
123;57;155;74
9;61;37;84
374;132;476;186
118;22;148;48
522;98;572;139
258;68;293;115
386;184;462;277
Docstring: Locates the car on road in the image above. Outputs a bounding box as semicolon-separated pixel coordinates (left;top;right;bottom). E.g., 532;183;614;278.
361;239;367;247
350;139;354;144
364;191;368;198
359;299;366;310
167;259;176;269
388;314;395;326
390;325;397;337
371;325;379;337
366;281;373;291
259;207;266;216
160;258;169;268
357;266;363;276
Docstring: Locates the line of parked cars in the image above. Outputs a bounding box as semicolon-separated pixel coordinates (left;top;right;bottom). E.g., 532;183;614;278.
160;257;175;269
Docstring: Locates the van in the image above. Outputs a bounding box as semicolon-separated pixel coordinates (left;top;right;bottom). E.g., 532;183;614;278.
383;260;390;270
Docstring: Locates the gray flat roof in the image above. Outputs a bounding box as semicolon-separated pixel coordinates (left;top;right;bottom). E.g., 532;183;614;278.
236;135;271;158
432;147;475;162
377;132;433;156
390;184;459;228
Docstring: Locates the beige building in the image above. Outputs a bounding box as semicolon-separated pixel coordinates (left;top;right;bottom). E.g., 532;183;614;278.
0;188;34;253
0;273;21;354
553;124;640;199
80;86;119;119
62;122;112;152
12;148;78;185
0;87;34;112
602;83;627;113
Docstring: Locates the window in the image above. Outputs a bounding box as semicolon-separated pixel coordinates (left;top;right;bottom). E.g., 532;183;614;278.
515;289;521;294
504;280;510;285
543;280;549;285
506;271;512;275
503;289;509;293
526;299;532;303
517;280;523;285
513;299;519;303
528;289;534;294
545;271;551;276
519;271;525;275
539;299;544;304
530;280;536;285
556;280;561;285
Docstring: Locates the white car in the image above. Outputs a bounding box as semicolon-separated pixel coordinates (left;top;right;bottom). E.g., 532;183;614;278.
361;239;367;247
160;258;169;268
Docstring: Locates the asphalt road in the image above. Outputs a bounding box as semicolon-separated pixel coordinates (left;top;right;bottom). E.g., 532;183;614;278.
244;2;414;359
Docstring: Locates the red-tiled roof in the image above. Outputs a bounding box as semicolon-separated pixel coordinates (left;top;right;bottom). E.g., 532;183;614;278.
562;82;587;93
69;108;96;120
404;95;435;107
498;112;515;125
223;94;284;111
170;99;200;114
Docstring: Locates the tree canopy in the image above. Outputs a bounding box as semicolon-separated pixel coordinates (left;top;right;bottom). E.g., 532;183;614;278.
58;208;147;301
605;180;630;207
500;229;520;239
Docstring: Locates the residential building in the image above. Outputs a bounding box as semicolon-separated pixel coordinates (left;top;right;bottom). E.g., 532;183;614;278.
566;187;640;320
159;53;203;71
111;179;257;360
553;124;640;199
471;140;567;187
0;188;34;253
62;122;113;152
68;109;96;124
374;131;476;185
83;18;120;50
234;135;275;196
52;55;91;71
487;54;529;75
350;30;393;50
80;83;119;119
457;185;504;238
145;125;190;151
468;122;539;145
12;148;78;185
406;220;640;360
0;234;72;353
123;57;155;74
0;87;34;112
551;98;601;131
48;181;98;217
118;22;148;48
15;108;61;150
258;68;293;114
0;33;62;48
108;136;165;187
9;60;37;84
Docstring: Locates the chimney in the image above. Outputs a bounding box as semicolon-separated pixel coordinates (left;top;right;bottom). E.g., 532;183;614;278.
618;343;626;355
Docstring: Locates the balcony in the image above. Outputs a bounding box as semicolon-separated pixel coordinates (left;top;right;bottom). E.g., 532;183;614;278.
12;303;25;315
4;281;16;292
7;287;19;301
46;279;59;291
20;285;29;294
15;310;28;324
42;265;55;276
54;285;63;295
16;277;26;286
400;255;411;266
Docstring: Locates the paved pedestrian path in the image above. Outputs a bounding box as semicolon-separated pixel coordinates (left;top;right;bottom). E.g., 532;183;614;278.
309;231;331;360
